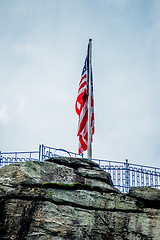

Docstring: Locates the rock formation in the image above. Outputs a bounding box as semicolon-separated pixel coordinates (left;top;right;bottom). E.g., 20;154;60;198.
0;157;160;239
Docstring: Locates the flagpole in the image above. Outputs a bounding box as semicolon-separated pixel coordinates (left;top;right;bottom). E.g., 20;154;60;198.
87;39;92;160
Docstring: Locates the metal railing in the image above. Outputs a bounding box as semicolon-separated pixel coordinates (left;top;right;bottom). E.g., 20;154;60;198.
0;145;41;168
93;158;160;193
0;144;83;167
0;145;160;193
41;144;83;160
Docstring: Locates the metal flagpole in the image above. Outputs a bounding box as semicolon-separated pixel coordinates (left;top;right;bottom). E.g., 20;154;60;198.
87;39;92;160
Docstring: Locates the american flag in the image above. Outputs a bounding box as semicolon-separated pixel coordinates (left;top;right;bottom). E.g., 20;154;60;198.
75;46;95;154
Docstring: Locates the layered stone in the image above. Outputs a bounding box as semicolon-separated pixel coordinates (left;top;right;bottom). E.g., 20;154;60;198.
0;158;160;239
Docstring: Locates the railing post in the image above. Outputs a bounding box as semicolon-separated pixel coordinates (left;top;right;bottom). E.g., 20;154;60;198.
49;147;51;158
15;153;17;162
155;168;158;188
125;159;130;192
39;144;41;162
141;166;144;187
42;144;44;161
0;151;2;167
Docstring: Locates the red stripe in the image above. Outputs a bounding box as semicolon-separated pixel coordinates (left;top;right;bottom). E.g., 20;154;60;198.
79;135;87;154
91;97;94;106
78;81;87;92
79;74;87;85
78;108;88;136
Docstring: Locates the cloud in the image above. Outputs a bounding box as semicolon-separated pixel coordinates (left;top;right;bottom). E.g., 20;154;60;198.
0;105;8;123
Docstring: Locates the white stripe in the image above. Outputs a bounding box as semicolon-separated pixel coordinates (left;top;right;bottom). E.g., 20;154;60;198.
78;99;88;123
79;77;87;86
78;85;87;95
76;102;81;111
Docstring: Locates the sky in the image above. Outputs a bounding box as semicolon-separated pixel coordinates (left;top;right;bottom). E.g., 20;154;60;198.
0;0;160;167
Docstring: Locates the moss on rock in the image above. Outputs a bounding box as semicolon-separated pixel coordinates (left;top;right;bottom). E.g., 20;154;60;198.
41;182;103;193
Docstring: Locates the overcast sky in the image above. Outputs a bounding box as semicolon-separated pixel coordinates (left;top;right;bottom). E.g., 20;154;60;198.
0;0;160;167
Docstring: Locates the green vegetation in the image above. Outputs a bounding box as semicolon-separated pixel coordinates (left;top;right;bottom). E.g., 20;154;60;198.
46;190;53;198
41;182;102;193
136;200;145;209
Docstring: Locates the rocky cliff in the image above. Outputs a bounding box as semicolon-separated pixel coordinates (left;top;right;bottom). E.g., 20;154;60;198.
0;157;160;240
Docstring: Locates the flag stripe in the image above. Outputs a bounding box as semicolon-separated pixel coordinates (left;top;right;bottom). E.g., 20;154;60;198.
79;74;87;85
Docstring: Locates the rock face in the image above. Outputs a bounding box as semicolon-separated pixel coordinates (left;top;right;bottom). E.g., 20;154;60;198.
0;158;160;240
